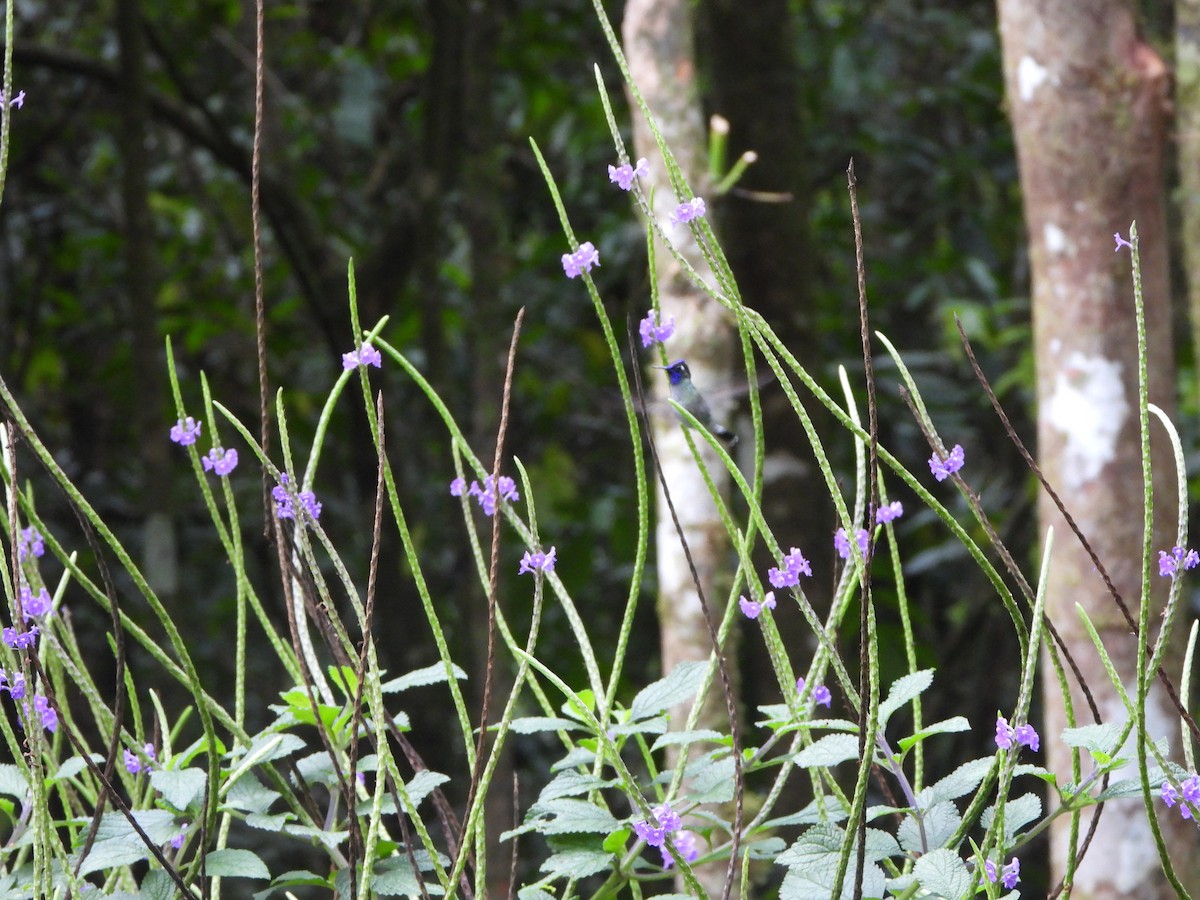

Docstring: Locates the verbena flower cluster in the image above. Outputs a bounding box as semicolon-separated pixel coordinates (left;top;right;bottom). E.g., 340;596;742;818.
17;526;44;561
928;444;965;481
639;310;675;347
995;714;1039;753
273;473;323;521
518;547;556;575
1158;545;1199;578
449;474;519;516
797;676;832;708
342;342;382;370
984;857;1021;889
768;547;812;588
1161;774;1200;820
738;591;775;620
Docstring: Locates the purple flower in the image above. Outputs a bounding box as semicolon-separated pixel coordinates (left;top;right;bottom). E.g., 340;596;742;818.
1158;546;1200;578
1166;774;1200;820
125;743;156;775
608;157;649;191
875;501;904;524
1014;723;1040;752
170;824;188;850
272;474;322;521
834;527;870;561
639;310;675;347
18;527;45;561
984;857;1020;889
669;198;706;227
0;670;26;699
3;625;39;650
768;547;812;588
201;447;238;476
170;417;202;446
797;677;831;708
562;241;600;279
929;444;965;482
2;89;25;109
468;475;519;516
342;342;382;370
449;477;467;497
633;819;667;848
20;585;52;619
660;829;700;869
1114;232;1132;252
738;591;776;620
519;547;556;575
652;803;681;833
995;715;1038;753
25;695;57;733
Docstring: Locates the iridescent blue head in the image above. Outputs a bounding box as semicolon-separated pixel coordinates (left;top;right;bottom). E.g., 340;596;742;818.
664;359;690;386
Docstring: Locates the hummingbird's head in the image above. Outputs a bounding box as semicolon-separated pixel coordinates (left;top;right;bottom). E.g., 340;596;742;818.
663;359;690;386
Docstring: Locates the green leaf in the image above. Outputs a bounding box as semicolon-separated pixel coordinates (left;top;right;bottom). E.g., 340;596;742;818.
530;798;620;835
912;848;972;899
380;662;468;693
793;734;860;768
150;768;207;811
246;812;294;831
204;848;270;879
982;792;1041;843
608;716;668;737
1096;768;1165;802
776;824;893;899
1061;721;1126;757
507;716;580;734
630;661;707;721
897;716;970;752
684;754;736;804
878;670;934;731
539;849;613;880
224;775;281;814
73;810;179;876
650;729;725;750
405;770;450;808
538;770;612;802
253;870;330;899
918;757;994;807
898;801;960;853
0;764;29;799
50;755;103;783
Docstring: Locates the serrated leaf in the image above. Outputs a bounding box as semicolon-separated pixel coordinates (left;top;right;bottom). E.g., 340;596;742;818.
685;755;736;804
246;812;293;831
878;670;935;730
1061;721;1126;756
204;848;270;879
224;774;280;814
530;798;619;834
538;771;611;802
0;764;28;799
73;810;179;876
608;716;668;737
539;849;613;879
507;716;580;734
897;716;971;752
283;823;349;851
918;757;995;807
551;747;596;771
898;801;960;853
912;848;972;899
1096;768;1165;802
150;767;207;811
405;770;450;808
651;729;726;751
982;792;1041;843
51;755;103;783
793;734;861;768
380;662;468;693
630;661;707;721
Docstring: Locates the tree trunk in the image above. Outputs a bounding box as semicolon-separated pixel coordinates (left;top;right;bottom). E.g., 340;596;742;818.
997;0;1200;894
623;0;739;893
1178;0;1200;404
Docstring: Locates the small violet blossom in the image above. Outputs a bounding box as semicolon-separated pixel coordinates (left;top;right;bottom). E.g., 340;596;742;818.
125;743;157;775
2;89;25;109
562;241;600;279
929;444;965;482
984;857;1021;890
1114;232;1133;252
170;824;188;850
738;591;776;620
834;527;870;561
875;501;904;524
995;714;1039;752
20;584;52;619
768;547;812;589
519;547;557;575
3;626;39;650
170;416;202;446
1161;774;1200;820
660;829;701;869
608;157;648;191
1158;546;1200;578
639;310;675;347
24;694;57;733
0;670;26;700
669;197;706;227
453;475;519;516
273;474;323;521
201;447;238;477
797;677;832;708
18;526;45;561
633;803;681;849
342;343;382;370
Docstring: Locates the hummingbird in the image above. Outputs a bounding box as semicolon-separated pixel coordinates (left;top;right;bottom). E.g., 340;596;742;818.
655;359;739;447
